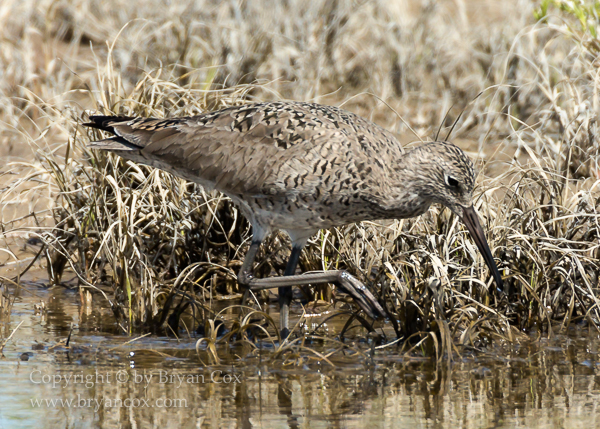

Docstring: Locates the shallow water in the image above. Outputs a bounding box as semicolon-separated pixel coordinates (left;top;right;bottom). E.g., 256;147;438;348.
1;281;600;429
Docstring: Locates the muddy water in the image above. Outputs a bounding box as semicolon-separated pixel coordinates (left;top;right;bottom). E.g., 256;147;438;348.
1;282;600;429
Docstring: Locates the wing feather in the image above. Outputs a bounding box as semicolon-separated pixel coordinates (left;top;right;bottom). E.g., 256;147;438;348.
84;102;403;198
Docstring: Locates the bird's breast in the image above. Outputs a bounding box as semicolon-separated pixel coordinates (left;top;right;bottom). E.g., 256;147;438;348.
243;189;431;231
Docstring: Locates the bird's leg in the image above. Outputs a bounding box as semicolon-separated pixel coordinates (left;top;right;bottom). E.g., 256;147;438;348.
239;238;303;338
238;232;384;337
279;244;303;338
239;238;262;306
243;270;385;321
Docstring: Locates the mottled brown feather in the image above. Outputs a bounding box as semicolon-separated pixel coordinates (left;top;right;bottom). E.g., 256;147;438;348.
86;101;472;235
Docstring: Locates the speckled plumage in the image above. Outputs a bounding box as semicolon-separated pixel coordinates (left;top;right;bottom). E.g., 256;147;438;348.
86;101;474;236
85;100;503;334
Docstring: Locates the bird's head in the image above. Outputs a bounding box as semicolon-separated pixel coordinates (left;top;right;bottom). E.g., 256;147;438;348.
407;142;475;215
406;142;504;294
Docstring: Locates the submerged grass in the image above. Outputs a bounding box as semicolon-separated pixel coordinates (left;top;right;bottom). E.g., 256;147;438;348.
1;0;599;360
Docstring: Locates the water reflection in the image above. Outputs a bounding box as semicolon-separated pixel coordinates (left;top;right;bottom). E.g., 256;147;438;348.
0;284;599;428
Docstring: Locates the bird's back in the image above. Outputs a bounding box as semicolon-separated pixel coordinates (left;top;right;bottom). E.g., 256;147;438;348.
86;101;408;231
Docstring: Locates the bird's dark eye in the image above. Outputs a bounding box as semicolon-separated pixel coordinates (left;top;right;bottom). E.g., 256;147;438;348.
446;176;459;187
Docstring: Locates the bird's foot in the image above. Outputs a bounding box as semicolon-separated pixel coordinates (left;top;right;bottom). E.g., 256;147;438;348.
335;271;386;320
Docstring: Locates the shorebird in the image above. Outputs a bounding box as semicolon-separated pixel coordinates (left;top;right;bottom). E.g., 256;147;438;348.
84;101;504;336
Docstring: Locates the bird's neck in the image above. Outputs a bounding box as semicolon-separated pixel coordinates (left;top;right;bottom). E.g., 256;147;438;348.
375;149;434;219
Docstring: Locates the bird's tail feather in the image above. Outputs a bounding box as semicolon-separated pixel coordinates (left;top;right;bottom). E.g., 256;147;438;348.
83;115;133;133
87;137;140;151
84;115;143;151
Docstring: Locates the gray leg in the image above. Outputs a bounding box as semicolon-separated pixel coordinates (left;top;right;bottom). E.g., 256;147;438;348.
240;239;262;306
244;270;385;320
279;244;303;338
237;229;385;338
239;239;304;338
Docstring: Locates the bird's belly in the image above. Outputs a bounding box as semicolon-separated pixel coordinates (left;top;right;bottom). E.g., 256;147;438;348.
244;196;429;231
249;202;336;231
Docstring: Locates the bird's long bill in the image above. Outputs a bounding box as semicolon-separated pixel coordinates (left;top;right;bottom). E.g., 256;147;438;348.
460;205;504;293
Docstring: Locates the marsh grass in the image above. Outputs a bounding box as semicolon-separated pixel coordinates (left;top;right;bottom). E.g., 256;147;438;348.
1;0;599;360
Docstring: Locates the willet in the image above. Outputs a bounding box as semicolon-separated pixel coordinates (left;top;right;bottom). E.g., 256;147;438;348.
84;101;504;336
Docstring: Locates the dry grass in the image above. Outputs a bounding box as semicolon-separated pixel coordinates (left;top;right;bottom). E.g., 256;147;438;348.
1;0;599;359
